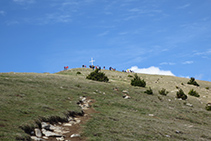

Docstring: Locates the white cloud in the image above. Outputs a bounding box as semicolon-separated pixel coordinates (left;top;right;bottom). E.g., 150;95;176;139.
0;11;6;16
195;74;204;80
129;66;175;76
179;75;190;79
13;0;35;4
160;62;175;65
193;49;211;56
177;3;190;9
98;31;109;36
6;20;19;25
182;61;193;64
129;8;140;12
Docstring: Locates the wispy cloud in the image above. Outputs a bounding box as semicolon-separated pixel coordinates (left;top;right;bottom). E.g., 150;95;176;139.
195;74;204;80
6;20;19;26
129;8;140;12
193;49;211;57
98;31;109;37
160;62;176;65
130;66;175;76
0;10;6;16
182;61;194;65
177;3;191;9
45;13;71;23
13;0;36;4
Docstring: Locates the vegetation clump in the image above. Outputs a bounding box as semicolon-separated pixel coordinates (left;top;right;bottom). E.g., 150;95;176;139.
205;103;211;111
86;69;109;82
144;87;153;95
128;74;133;78
131;74;146;87
188;89;200;97
187;77;200;86
176;89;187;100
76;71;81;75
159;88;169;96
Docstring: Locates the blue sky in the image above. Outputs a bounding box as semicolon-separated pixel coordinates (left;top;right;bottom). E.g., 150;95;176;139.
0;0;211;81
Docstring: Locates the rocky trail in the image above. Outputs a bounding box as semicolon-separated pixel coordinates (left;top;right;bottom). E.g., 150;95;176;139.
30;96;96;141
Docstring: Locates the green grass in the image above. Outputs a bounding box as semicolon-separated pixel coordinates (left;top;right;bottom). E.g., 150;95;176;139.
0;68;211;140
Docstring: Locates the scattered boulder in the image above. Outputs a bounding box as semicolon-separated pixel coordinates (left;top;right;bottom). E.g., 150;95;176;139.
122;90;129;94
149;114;154;117
175;130;183;134
186;103;193;107
41;122;50;130
34;128;42;138
31;136;45;141
70;134;80;138
123;94;131;99
41;129;63;137
56;136;65;141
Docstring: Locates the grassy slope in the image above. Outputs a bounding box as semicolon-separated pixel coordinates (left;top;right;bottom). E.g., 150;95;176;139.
0;68;211;140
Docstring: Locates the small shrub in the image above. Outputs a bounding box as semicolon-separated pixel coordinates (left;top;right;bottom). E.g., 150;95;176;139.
86;69;109;82
75;84;81;88
181;83;184;85
205;87;209;90
187;77;199;86
188;89;200;97
159;88;169;96
131;74;146;87
176;89;187;100
176;86;179;89
128;75;133;78
76;71;81;75
205;103;211;111
144;87;153;95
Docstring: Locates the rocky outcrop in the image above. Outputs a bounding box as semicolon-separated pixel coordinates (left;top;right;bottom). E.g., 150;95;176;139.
29;96;92;141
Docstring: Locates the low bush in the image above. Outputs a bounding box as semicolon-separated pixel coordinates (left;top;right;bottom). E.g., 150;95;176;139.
188;89;200;97
159;88;169;96
205;87;209;90
86;69;109;82
205;103;211;111
176;89;187;100
128;75;133;78
76;71;81;75
187;77;199;86
144;87;153;95
131;74;146;87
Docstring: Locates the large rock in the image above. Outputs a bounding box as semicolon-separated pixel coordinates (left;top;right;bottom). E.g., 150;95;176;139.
41;122;50;130
34;128;42;138
41;129;63;137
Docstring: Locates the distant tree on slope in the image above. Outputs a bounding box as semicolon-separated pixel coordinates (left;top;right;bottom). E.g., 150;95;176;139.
131;74;146;87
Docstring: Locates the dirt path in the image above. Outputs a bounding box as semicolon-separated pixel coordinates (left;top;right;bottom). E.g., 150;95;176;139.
47;98;96;141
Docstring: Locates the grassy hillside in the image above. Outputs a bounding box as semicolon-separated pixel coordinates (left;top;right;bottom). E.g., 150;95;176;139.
0;68;211;140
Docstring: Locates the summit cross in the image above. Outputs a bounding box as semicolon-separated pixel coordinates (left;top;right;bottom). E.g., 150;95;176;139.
89;58;95;66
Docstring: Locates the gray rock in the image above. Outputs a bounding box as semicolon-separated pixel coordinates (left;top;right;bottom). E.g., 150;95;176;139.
165;135;170;138
34;128;42;138
186;103;193;107
63;123;72;126
148;114;154;117
175;130;183;134
56;136;65;140
123;94;131;99
122;90;129;93
31;136;45;141
70;134;80;138
41;122;50;129
41;129;63;137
